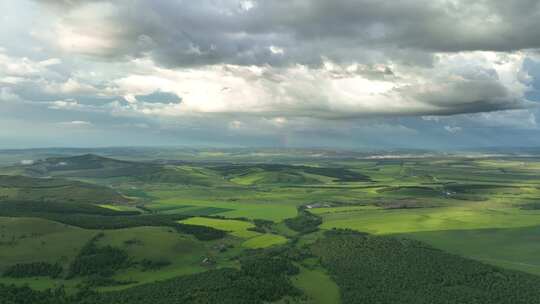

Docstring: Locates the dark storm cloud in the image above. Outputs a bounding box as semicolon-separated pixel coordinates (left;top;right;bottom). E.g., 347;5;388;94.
35;0;540;68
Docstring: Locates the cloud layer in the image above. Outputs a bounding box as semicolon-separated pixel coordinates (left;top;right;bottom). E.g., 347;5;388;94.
0;0;539;148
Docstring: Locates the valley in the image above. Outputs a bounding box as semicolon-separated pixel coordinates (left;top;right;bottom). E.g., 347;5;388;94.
2;148;540;303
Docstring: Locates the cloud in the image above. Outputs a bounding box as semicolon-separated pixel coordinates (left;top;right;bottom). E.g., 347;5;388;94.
48;99;84;110
59;120;93;126
421;109;538;131
473;110;538;129
8;1;535;122
0;49;60;78
0;88;22;102
444;126;463;133
44;78;98;94
105;52;531;119
33;0;540;68
1;0;539;148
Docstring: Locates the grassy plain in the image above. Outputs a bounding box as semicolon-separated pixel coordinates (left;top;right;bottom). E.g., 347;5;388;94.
180;217;288;249
3;150;540;301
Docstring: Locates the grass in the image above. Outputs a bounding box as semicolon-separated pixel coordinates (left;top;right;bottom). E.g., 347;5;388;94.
153;196;298;221
5;152;540;297
242;234;288;249
291;265;340;304
95;226;232;290
97;204;140;213
0;217;95;270
402;225;540;276
0;175;127;204
230;171;320;186
309;205;381;215
180;217;259;238
319;205;540;234
0;217;94;292
0;217;240;292
180;217;288;249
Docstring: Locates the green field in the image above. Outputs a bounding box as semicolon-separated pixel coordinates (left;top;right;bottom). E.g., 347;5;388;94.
319;206;540;234
242;233;288;248
291;265;341;304
180;217;288;249
3;149;540;303
403;226;540;275
180;217;260;238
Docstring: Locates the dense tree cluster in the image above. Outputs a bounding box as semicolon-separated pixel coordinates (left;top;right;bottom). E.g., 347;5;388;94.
3;262;62;279
248;219;274;233
240;255;299;278
139;259;171;271
0;202;225;240
519;202;540;210
0;248;301;304
284;207;322;233
312;230;540;304
67;234;129;278
0;285;70;304
86;252;300;304
173;223;227;240
0;200;138;216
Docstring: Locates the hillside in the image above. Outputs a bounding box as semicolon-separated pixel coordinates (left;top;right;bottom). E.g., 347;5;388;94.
0;175;127;204
212;164;371;185
20;154;161;179
14;154;226;186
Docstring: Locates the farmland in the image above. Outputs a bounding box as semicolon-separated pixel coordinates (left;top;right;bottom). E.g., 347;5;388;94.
1;148;540;303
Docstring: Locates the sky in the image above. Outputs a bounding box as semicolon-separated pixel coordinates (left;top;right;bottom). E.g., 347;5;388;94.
1;0;540;149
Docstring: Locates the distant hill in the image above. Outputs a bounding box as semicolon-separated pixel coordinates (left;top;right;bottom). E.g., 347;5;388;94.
0;175;127;204
4;154;371;187
212;164;371;185
11;154;227;186
20;154;162;179
40;154;129;171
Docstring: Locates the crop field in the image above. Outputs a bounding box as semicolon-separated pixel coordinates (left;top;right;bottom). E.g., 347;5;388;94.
242;233;288;248
2;150;540;303
180;217;260;238
180;217;288;249
319;206;540;234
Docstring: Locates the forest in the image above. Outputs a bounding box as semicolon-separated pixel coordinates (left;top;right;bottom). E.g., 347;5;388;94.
312;230;540;304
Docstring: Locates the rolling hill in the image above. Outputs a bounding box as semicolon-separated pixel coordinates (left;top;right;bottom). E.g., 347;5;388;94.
0;175;127;204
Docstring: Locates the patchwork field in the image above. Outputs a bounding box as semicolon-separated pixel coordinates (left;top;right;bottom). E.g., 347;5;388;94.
180;217;288;249
2;149;540;303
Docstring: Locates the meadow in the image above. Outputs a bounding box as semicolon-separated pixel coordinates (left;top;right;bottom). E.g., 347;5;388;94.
2;149;540;303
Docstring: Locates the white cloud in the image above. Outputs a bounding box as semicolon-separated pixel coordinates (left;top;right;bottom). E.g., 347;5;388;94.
44;78;98;94
0;50;59;78
269;45;285;55
444;126;463;133
2;0;540;148
54;2;123;56
228;120;244;129
107;51;531;119
59;120;93;126
49;99;83;110
0;87;21;102
240;0;256;11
